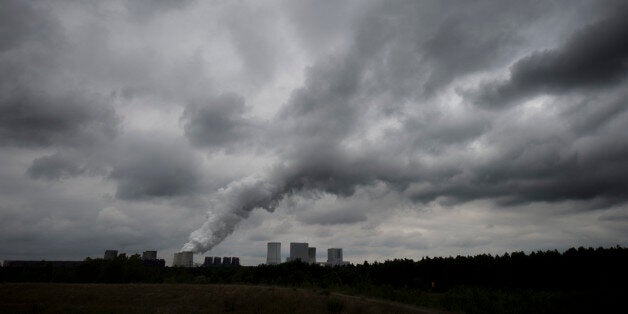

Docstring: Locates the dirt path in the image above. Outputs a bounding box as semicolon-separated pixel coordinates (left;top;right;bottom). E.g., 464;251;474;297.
330;291;451;314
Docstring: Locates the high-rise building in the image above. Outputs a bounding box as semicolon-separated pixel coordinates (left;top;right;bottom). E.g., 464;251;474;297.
288;242;309;262
267;242;281;265
222;256;232;265
308;247;316;264
173;251;193;267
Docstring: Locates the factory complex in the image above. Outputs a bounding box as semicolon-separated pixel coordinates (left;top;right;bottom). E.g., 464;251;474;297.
171;251;240;267
267;242;350;266
3;243;348;268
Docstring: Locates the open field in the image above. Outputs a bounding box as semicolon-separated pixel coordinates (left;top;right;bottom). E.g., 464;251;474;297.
0;283;446;313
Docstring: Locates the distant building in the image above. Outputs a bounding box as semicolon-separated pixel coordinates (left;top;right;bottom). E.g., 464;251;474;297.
104;250;118;260
267;242;281;265
142;251;157;261
143;259;166;267
173;251;193;267
308;247;316;264
288;242;309;263
202;256;240;267
327;248;349;266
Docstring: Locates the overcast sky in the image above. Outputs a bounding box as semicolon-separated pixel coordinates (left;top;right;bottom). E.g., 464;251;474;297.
1;0;628;266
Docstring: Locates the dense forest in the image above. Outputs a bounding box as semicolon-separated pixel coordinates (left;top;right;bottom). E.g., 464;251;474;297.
2;246;627;313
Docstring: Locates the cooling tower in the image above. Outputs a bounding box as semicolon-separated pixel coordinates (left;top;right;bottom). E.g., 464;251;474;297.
173;251;193;267
308;247;316;264
288;242;308;262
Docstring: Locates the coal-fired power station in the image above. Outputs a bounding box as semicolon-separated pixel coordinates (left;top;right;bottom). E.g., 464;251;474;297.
266;242;348;266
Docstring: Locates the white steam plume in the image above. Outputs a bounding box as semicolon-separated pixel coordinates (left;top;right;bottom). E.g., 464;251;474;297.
182;174;282;253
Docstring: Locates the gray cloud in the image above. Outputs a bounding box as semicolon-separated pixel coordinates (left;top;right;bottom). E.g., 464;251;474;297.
182;93;258;150
475;7;628;107
0;90;118;148
27;151;86;181
0;0;58;52
2;0;628;263
110;137;203;200
183;1;628;254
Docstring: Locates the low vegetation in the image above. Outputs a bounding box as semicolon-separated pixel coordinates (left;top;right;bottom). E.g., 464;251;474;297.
0;283;436;313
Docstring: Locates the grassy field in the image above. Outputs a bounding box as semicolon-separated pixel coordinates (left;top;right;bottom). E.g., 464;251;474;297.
0;283;446;313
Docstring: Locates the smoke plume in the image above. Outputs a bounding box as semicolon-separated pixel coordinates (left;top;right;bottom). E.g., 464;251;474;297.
182;174;283;253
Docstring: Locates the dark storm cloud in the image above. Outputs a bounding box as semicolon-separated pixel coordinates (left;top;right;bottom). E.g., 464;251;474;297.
109;137;203;200
476;7;628;107
182;93;259;150
420;1;546;94
1;0;627;262
234;0;628;208
0;90;118;148
185;0;628;252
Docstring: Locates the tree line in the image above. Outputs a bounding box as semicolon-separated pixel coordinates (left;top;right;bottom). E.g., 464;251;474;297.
2;246;626;313
1;246;626;290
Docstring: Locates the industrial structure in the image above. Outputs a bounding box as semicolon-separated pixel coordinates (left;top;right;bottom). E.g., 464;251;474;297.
267;242;281;265
142;250;157;260
288;242;309;263
265;242;349;266
172;251;193;267
104;250;118;260
327;248;349;266
202;256;240;267
308;247;316;264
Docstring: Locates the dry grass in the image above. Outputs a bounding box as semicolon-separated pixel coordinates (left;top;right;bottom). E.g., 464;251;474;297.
0;283;443;313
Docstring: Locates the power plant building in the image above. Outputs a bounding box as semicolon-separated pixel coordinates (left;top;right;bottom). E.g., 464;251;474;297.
173;251;193;267
308;247;316;264
203;256;240;267
288;242;309;263
142;250;157;260
327;248;348;266
267;242;281;265
104;250;118;260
